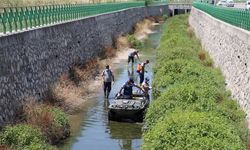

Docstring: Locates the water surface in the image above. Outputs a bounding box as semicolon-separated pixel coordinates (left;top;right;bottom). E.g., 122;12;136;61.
60;24;163;150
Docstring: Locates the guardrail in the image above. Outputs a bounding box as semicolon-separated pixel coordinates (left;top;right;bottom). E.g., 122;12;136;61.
168;0;192;4
0;1;168;34
193;2;250;31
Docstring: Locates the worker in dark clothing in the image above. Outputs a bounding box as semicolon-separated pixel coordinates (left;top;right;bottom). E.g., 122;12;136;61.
128;50;140;65
118;78;140;99
102;65;114;98
137;60;150;85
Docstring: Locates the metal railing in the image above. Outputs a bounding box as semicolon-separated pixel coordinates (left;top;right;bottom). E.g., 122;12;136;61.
168;0;193;4
193;2;250;31
0;1;149;34
147;1;168;5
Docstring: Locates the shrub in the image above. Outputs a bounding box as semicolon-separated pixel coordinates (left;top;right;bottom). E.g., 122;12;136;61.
162;15;168;21
127;34;143;49
50;107;69;128
143;14;248;149
0;124;51;150
143;111;246;150
153;59;225;97
145;83;220;130
23;143;55;150
155;47;198;64
23;102;70;145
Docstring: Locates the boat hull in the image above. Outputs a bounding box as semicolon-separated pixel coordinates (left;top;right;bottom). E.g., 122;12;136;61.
108;105;148;122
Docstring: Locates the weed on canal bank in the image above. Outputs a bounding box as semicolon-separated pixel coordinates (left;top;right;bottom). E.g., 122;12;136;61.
0;100;69;150
142;14;248;149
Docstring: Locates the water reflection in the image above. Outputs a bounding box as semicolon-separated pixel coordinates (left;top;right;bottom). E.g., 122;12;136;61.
107;121;142;150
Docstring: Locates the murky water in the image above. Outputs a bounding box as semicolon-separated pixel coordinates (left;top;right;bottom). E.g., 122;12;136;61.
60;24;163;150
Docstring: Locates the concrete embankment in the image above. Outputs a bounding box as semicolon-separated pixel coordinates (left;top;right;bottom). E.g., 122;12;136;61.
0;5;168;127
189;7;250;128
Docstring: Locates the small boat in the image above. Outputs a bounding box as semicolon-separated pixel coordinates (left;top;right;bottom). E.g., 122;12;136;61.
108;86;149;122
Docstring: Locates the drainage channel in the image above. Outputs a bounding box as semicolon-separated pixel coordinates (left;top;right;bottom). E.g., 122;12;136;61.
60;24;163;150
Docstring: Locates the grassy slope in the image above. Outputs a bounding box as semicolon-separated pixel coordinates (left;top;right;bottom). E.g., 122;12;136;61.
142;14;248;150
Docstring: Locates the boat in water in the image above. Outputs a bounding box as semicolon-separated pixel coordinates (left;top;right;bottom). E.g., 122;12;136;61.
108;86;149;122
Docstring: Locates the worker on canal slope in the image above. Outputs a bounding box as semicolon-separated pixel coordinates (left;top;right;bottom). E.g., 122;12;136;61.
102;65;115;99
118;78;141;99
137;60;150;85
128;50;140;67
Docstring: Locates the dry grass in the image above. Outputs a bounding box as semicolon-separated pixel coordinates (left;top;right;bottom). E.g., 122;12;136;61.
105;47;116;58
49;74;85;112
23;100;65;144
0;145;10;150
46;59;100;112
198;50;206;61
146;16;164;23
187;26;194;37
198;50;214;67
116;36;129;50
134;19;154;40
70;59;99;82
146;17;156;22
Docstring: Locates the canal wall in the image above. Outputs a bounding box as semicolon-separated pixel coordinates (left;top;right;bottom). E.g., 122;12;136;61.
0;5;168;127
189;7;250;127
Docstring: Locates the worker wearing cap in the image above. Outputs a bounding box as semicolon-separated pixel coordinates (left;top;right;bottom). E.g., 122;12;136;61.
102;65;115;98
142;77;152;99
118;78;140;99
137;60;150;85
128;50;140;65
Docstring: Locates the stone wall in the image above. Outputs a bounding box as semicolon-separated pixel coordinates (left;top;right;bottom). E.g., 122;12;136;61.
0;5;168;127
189;7;250;127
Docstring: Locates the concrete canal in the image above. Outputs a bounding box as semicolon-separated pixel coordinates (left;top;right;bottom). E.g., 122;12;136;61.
60;24;163;150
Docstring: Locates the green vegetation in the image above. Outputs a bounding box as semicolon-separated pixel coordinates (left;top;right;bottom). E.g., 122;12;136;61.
142;14;248;149
50;107;69;128
127;34;144;49
143;111;245;150
0;103;70;150
0;124;55;150
23;103;70;145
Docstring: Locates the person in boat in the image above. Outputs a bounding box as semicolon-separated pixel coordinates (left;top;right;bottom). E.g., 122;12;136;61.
137;60;150;85
128;50;140;66
102;65;115;98
117;78;141;99
141;77;152;99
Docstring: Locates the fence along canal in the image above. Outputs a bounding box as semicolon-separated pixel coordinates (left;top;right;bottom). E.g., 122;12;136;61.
0;1;168;34
193;2;250;31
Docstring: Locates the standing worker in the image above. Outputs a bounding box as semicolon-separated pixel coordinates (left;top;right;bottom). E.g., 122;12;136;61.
128;50;140;66
102;65;115;99
141;77;152;99
137;60;150;85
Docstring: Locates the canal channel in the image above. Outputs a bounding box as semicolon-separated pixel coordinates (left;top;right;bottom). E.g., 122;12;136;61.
60;23;163;150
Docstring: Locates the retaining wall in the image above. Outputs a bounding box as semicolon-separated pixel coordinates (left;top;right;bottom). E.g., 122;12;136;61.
189;7;250;127
0;5;168;126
